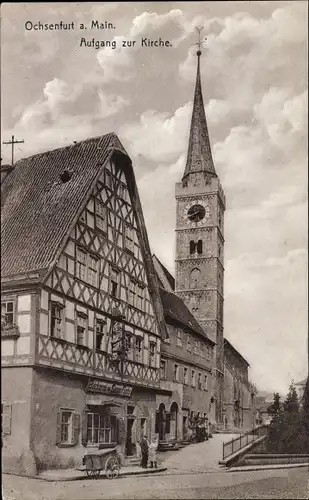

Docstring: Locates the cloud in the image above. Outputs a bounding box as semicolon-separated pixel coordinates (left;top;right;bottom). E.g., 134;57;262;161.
120;104;192;162
96;36;134;83
225;247;307;393
130;9;184;37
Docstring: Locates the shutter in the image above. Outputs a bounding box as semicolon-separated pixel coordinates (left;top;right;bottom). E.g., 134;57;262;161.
2;403;12;435
81;408;88;447
166;413;171;434
56;409;61;445
72;412;80;446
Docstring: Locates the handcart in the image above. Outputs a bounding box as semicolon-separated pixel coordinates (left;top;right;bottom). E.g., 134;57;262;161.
83;446;121;479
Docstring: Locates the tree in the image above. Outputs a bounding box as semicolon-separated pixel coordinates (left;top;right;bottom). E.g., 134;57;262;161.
283;382;300;414
266;381;308;453
267;393;281;418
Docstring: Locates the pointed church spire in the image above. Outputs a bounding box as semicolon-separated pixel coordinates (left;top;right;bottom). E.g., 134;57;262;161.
182;29;216;180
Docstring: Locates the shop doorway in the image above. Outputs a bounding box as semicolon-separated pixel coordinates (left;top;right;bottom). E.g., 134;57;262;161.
170;402;179;440
126;405;135;456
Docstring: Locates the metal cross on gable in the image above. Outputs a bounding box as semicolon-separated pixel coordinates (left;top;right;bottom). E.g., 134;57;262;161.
2;135;24;166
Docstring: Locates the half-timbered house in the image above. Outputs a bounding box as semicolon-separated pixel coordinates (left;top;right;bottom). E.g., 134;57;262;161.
1;133;169;474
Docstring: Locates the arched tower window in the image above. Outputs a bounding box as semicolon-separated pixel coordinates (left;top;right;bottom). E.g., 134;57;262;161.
197;240;203;254
190;268;201;289
190;240;196;255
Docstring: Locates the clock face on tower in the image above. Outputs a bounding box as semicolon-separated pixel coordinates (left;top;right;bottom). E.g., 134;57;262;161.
183;200;211;226
187;204;205;222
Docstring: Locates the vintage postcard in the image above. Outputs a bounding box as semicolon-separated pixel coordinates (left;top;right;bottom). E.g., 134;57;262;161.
1;2;308;499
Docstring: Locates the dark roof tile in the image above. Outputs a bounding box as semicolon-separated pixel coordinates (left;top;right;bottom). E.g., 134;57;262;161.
1;133;127;278
159;287;214;344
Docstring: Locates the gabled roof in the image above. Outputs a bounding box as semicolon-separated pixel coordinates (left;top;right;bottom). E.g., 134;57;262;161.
182;50;216;180
1;133;126;279
152;254;175;292
224;338;250;367
295;378;307;387
159;286;215;345
1;132;169;341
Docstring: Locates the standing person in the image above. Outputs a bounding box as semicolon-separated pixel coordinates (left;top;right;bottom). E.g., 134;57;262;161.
140;435;149;468
149;435;158;468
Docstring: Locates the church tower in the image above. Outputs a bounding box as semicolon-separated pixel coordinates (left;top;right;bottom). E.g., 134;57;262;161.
175;43;226;424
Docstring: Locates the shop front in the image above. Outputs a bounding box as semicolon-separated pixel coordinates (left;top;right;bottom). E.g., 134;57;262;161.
85;379;156;462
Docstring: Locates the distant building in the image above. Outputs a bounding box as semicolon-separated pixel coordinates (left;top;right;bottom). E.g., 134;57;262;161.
223;339;256;430
295;378;307;405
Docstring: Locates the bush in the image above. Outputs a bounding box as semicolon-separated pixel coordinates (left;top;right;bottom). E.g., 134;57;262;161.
266;381;309;454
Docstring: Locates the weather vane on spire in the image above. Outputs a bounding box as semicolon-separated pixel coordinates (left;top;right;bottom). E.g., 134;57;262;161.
194;26;207;56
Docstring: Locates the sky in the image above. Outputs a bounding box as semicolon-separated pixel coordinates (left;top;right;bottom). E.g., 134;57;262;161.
1;2;308;396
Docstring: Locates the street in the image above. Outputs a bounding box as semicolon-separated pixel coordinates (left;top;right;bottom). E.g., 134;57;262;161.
2;437;309;500
3;467;309;500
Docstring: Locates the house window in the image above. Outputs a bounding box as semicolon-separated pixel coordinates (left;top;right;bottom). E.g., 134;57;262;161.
197;240;203;254
191;370;196;388
204;374;208;391
60;410;74;444
198;373;202;389
206;346;211;359
76;313;87;345
110;267;120;298
96;320;105;350
200;344;204;358
160;359;167;379
136;285;144;310
95;200;107;233
88;255;98;287
76;248;98;287
187;336;191;352
149;341;156;366
76;248;87;281
194;340;199;354
50;302;64;338
135;337;143;363
124;224;134;253
1;301;14;327
87;413;115;445
183;367;188;385
105;170;112;189
174;364;179;382
176;330;182;347
118;183;125;199
128;280;136;307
